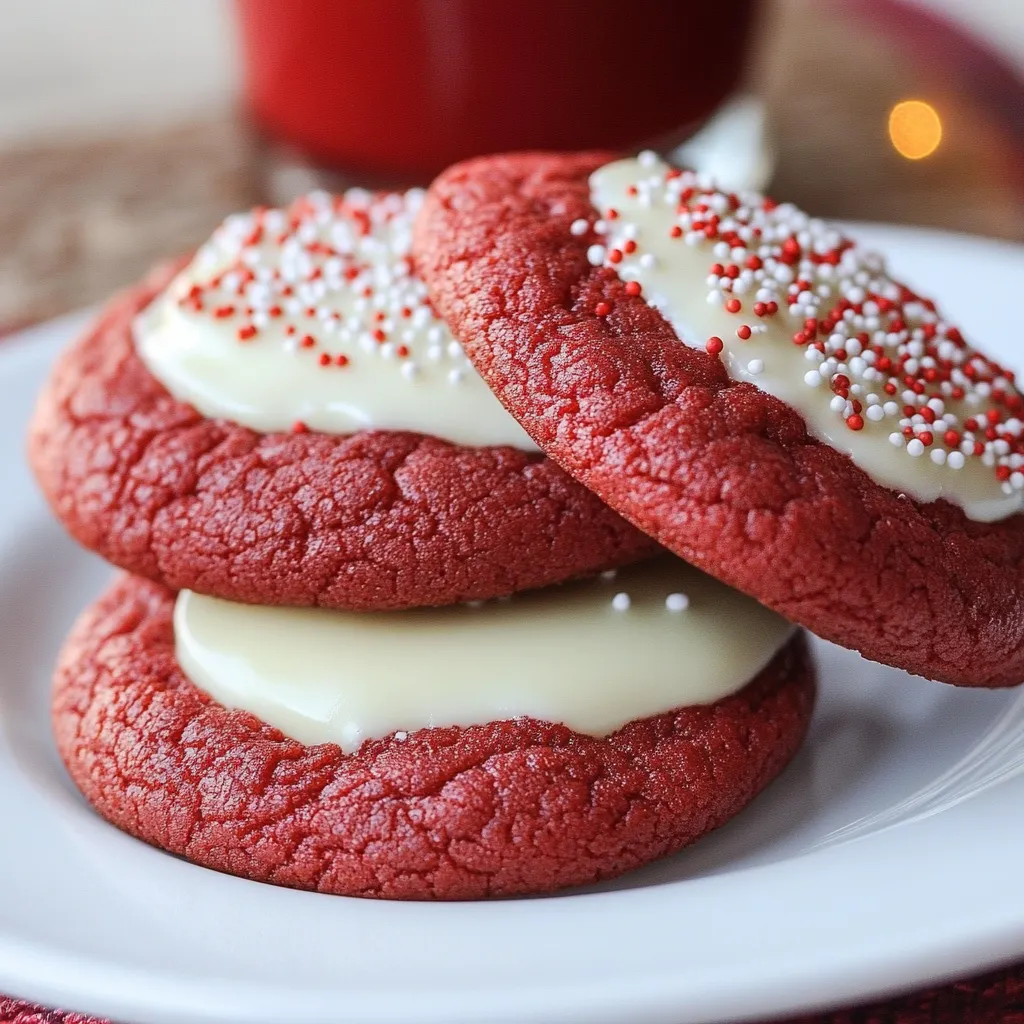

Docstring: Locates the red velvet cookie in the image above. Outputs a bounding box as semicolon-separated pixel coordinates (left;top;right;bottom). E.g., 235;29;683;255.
416;151;1024;687
28;259;656;611
53;574;815;900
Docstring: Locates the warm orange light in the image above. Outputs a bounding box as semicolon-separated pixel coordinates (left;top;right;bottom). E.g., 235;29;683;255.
888;100;943;160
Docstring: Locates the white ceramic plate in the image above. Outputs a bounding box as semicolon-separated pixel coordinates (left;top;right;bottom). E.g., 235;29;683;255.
2;225;1024;1024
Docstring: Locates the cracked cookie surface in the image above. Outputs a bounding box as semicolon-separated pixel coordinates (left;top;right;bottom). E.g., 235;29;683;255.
53;574;815;899
28;262;657;610
416;151;1024;686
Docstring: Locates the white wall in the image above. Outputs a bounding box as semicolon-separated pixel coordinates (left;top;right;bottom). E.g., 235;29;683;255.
0;0;237;143
910;0;1024;73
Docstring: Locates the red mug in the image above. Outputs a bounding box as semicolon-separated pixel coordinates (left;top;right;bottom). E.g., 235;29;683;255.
236;0;758;185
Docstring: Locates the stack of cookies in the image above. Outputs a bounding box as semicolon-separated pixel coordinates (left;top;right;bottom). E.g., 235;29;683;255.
28;150;1021;900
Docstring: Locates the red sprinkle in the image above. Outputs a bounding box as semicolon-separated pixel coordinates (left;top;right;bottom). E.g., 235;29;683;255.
706;336;724;355
595;301;612;317
725;298;742;314
736;325;752;341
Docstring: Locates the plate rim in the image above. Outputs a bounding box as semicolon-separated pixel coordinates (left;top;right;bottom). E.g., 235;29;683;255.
3;223;1024;1024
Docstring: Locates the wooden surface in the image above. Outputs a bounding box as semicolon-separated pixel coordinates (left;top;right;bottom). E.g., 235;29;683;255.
1;0;1022;331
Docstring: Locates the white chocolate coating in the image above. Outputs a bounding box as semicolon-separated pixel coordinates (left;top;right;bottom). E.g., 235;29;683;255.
134;189;537;450
589;155;1024;522
175;559;794;752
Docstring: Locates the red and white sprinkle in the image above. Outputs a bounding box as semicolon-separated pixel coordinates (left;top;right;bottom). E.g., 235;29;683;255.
169;188;476;388
591;159;1024;497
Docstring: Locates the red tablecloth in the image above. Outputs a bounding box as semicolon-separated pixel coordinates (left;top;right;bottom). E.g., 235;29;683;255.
3;960;1024;1024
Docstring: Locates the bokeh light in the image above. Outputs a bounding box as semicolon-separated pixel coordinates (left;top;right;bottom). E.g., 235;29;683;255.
888;100;943;160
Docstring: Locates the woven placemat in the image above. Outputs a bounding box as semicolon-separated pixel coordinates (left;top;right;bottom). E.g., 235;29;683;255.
3;960;1024;1024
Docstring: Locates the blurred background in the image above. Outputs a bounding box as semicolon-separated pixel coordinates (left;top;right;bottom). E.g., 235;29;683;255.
1;0;1022;334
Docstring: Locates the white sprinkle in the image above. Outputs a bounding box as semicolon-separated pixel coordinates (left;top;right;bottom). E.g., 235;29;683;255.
569;218;589;236
393;731;408;742
907;438;925;457
930;448;947;465
611;592;631;612
638;253;658;270
448;368;466;385
446;340;463;359
889;432;905;447
947;451;965;469
747;359;764;375
587;244;607;266
884;401;900;417
866;405;885;422
829;395;846;413
400;361;420;380
665;593;690;612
